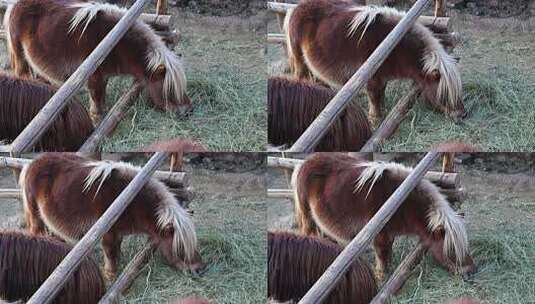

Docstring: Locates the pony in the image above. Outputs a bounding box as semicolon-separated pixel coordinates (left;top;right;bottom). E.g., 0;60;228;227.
284;0;465;125
292;153;476;281
268;231;377;304
0;230;105;304
268;76;371;151
140;138;208;171
0;73;93;151
19;153;204;281
4;0;191;124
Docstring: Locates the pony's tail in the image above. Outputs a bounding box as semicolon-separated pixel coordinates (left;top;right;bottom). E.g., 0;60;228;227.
4;4;31;77
291;163;319;236
19;163;45;234
283;8;309;79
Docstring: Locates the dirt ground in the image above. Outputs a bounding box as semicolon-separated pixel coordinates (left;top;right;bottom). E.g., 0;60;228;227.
0;154;266;303
267;154;535;303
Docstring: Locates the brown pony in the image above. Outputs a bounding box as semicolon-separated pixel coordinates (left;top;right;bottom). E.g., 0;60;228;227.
4;0;191;123
268;231;377;304
292;153;476;281
284;0;465;124
0;73;93;151
0;230;105;304
268;76;371;151
19;153;204;281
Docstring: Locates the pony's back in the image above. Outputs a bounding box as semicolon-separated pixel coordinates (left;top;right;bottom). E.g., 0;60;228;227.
0;73;93;151
268;77;371;151
0;230;104;304
268;231;377;304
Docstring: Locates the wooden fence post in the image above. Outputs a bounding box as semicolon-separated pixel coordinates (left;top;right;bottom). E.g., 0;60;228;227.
287;0;433;152
9;0;150;153
26;152;168;304
297;152;440;304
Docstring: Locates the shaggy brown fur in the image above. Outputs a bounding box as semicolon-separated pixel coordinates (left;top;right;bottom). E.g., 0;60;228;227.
445;298;481;304
268;231;377;304
5;0;191;123
20;153;204;282
285;0;465;124
268;76;371;151
0;73;93;151
0;230;104;304
173;296;211;304
431;141;482;153
293;153;476;281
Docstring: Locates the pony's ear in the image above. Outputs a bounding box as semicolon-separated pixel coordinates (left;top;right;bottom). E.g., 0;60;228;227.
428;69;441;81
152;64;166;78
161;224;174;237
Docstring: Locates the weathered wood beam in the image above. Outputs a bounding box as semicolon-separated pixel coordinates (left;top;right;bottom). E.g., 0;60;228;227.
267;32;459;48
267;188;293;199
79;84;143;153
298;152;440;303
0;188;21;199
0;145;10;152
360;89;419;152
0;1;175;29
288;0;434;152
370;243;428;304
267;156;459;189
98;242;156;304
156;0;168;15
9;0;151;153
0;156;187;188
266;2;450;33
26;152;167;304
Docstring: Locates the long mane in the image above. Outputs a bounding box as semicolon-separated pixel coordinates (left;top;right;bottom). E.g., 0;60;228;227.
82;159;197;261
68;1;187;103
347;5;462;108
0;73;93;151
354;161;469;265
268;77;371;151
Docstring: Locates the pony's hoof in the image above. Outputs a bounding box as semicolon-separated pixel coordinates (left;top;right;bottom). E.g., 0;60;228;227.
369;115;383;129
90;113;103;127
374;269;386;283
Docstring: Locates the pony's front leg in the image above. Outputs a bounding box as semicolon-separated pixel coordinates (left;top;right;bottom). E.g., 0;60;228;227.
373;232;394;282
87;74;108;126
366;80;387;128
101;232;123;282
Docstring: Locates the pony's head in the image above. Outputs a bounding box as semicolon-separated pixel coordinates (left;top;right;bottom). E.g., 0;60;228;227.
418;43;465;122
155;203;205;275
146;56;192;116
426;210;477;277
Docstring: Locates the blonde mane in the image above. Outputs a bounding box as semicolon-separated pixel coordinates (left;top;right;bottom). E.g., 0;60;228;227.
68;2;187;103
82;159;197;261
354;161;469;265
347;5;462;109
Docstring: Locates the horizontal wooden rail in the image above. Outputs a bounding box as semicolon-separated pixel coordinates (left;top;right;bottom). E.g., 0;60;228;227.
9;0;150;153
267;188;293;198
0;1;174;29
0;145;10;152
360;89;419;152
79;83;143;153
266;2;449;33
0;156;187;187
0;188;21;199
288;0;433;152
267;156;459;189
26;152;167;304
98;242;156;304
298;152;440;303
370;243;428;304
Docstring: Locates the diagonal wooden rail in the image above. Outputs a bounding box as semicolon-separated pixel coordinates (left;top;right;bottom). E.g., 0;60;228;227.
9;0;150;153
297;152;440;303
287;0;433;152
26;152;168;304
